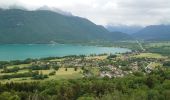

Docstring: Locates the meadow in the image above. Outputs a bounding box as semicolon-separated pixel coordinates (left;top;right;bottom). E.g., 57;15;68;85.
143;41;170;56
133;53;165;59
0;67;83;83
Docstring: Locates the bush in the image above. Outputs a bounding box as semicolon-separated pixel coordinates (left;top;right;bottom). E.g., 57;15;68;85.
107;54;117;59
163;61;170;67
49;71;56;76
53;66;60;71
133;71;144;77
65;68;68;71
32;73;48;80
74;67;78;71
29;65;50;70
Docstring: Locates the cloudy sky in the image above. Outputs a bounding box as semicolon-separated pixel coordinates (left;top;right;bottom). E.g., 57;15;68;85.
0;0;170;26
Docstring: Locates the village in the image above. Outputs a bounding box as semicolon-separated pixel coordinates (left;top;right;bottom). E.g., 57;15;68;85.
28;51;167;79
0;50;168;83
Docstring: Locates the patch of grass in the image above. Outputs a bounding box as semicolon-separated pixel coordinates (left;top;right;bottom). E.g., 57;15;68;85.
146;42;170;47
88;67;100;76
144;41;170;56
133;53;165;59
50;58;65;62
0;69;29;76
0;77;34;83
41;68;83;80
147;62;162;68
7;64;31;68
86;56;107;60
0;68;83;83
147;46;170;56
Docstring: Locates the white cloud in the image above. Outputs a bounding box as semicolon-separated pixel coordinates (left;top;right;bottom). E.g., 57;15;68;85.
0;0;170;26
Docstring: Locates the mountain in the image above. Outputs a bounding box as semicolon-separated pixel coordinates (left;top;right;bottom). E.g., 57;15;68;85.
37;6;73;16
133;25;170;41
107;32;133;41
0;9;131;44
106;25;143;34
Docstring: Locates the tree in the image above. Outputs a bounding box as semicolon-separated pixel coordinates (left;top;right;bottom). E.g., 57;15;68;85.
53;65;60;71
65;68;68;71
74;67;78;71
49;71;56;76
147;90;159;100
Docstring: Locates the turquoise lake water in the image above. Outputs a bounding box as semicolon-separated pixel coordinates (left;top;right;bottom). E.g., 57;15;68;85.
0;44;131;61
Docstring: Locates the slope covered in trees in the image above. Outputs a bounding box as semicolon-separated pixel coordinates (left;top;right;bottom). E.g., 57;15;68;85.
0;9;131;44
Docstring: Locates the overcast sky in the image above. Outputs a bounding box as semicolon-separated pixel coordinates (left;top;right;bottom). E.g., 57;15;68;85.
0;0;170;26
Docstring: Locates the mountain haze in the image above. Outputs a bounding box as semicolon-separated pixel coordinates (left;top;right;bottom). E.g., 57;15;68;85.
106;25;143;34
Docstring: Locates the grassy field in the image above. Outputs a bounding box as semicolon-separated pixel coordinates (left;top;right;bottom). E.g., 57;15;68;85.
50;58;65;62
0;69;29;75
7;64;31;68
146;42;170;47
143;41;170;56
133;53;166;59
0;68;83;83
147;62;162;68
86;55;107;60
89;67;100;76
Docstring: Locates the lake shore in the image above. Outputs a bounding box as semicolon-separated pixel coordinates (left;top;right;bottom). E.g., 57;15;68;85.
0;44;131;61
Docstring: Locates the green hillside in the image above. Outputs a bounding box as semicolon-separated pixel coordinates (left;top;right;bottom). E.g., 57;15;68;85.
0;9;131;44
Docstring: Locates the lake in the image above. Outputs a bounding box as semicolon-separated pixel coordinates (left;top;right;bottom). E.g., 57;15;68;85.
0;44;131;61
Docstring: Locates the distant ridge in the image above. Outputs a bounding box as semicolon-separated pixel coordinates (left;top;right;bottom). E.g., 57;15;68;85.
133;25;170;41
